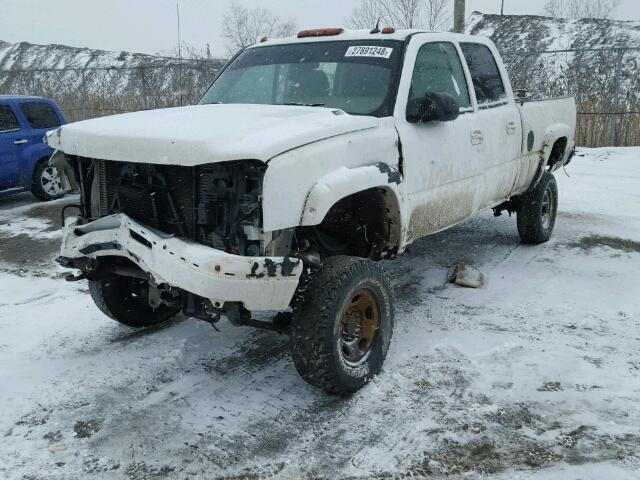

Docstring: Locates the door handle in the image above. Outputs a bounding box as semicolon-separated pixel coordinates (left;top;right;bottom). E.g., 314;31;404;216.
506;121;517;135
471;130;483;145
13;139;28;145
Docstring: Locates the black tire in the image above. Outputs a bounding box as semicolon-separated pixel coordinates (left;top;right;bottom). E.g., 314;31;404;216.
517;171;558;244
89;277;181;328
31;160;64;201
291;256;394;395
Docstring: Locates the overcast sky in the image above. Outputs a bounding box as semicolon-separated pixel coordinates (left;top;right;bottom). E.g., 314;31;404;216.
1;0;639;57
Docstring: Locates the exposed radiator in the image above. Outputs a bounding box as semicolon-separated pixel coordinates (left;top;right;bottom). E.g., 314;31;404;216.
94;159;118;218
87;159;265;254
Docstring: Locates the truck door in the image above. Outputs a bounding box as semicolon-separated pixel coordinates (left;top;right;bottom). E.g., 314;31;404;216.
394;37;484;242
0;104;24;189
458;42;522;207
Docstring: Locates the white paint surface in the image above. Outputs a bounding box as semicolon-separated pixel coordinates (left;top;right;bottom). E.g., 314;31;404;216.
46;104;378;166
61;213;303;311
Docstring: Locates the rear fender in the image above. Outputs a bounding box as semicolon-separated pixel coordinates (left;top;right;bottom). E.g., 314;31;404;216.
541;124;572;167
529;123;573;190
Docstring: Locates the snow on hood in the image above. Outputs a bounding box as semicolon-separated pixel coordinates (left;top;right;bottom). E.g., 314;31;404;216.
46;104;378;166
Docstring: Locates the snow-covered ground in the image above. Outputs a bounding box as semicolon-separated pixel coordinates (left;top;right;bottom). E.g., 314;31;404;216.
0;148;639;479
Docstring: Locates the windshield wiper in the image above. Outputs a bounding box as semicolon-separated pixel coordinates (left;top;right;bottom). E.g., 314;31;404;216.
279;102;325;107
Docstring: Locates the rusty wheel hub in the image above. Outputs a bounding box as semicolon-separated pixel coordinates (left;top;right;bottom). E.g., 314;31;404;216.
339;288;380;365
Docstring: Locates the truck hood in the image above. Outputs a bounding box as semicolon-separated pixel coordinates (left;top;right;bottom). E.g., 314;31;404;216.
46;104;378;166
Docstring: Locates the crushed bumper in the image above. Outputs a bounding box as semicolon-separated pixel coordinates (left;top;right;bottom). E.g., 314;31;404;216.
60;213;303;311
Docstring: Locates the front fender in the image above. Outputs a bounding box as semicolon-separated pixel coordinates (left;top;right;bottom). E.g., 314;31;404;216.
300;163;401;226
261;121;400;232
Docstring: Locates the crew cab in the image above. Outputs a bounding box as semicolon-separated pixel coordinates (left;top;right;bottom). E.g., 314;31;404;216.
48;29;575;394
0;96;66;200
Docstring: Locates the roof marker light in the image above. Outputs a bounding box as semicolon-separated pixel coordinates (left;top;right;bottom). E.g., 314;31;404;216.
260;36;269;43
381;27;395;34
297;28;344;38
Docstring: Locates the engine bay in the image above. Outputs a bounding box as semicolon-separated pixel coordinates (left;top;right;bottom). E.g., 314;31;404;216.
76;158;267;256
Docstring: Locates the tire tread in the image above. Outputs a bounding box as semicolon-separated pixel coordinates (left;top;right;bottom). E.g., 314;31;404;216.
291;256;393;394
517;171;558;244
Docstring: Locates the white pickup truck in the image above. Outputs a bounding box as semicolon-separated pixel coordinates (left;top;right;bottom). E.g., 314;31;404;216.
48;29;576;394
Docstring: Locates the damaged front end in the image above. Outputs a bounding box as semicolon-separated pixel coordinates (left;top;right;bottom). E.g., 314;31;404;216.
58;157;303;316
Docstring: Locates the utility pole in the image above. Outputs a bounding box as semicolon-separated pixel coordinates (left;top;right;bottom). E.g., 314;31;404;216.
176;3;183;107
454;0;465;33
501;0;505;15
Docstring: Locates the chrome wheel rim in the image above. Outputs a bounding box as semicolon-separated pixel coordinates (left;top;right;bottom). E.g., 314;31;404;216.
541;187;553;230
339;288;380;366
41;166;63;197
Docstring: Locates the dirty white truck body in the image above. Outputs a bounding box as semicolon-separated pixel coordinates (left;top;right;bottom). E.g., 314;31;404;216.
48;31;576;313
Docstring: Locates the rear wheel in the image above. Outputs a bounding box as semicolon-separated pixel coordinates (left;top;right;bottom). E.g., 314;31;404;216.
31;160;64;201
291;256;394;395
517;171;558;244
89;277;181;327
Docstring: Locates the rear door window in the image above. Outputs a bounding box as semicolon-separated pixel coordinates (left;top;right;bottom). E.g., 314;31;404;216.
0;105;21;133
459;43;507;105
19;102;62;129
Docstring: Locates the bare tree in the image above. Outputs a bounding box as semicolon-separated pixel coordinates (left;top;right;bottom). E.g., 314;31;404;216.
543;0;621;19
159;42;211;61
349;0;381;29
222;2;297;55
384;0;422;29
424;0;450;30
349;0;449;31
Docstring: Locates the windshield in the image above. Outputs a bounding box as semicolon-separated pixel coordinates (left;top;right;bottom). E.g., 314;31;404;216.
199;40;404;117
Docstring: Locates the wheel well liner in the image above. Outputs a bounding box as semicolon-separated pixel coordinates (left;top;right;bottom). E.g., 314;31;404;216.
296;187;401;259
547;137;568;169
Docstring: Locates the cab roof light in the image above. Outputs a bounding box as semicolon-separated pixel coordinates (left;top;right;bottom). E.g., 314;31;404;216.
381;27;395;34
297;28;344;38
260;36;269;43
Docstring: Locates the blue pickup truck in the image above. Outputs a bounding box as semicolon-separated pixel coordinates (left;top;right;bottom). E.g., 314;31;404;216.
0;95;66;201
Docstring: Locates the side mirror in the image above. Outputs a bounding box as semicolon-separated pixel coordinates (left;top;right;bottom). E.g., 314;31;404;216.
406;91;460;124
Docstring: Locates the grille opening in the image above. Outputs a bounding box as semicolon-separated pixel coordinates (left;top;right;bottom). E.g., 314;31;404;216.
89;159;266;255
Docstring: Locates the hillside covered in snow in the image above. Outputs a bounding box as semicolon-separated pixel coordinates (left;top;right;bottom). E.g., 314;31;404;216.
0;39;224;121
467;11;640;52
467;12;640;146
0;39;177;71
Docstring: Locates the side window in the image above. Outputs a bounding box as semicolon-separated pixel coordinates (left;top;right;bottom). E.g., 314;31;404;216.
19;102;62;129
459;43;506;105
0;105;21;133
409;42;471;110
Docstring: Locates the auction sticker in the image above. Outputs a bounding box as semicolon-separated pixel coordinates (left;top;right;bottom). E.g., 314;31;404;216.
345;46;393;58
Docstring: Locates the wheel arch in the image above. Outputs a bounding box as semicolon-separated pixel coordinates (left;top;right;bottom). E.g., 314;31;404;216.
527;125;573;191
300;164;402;225
541;124;573;171
297;184;402;259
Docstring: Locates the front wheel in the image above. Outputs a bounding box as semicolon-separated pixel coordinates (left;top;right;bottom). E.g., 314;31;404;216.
291;256;394;395
31;161;64;201
517;171;558;244
89;277;181;328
